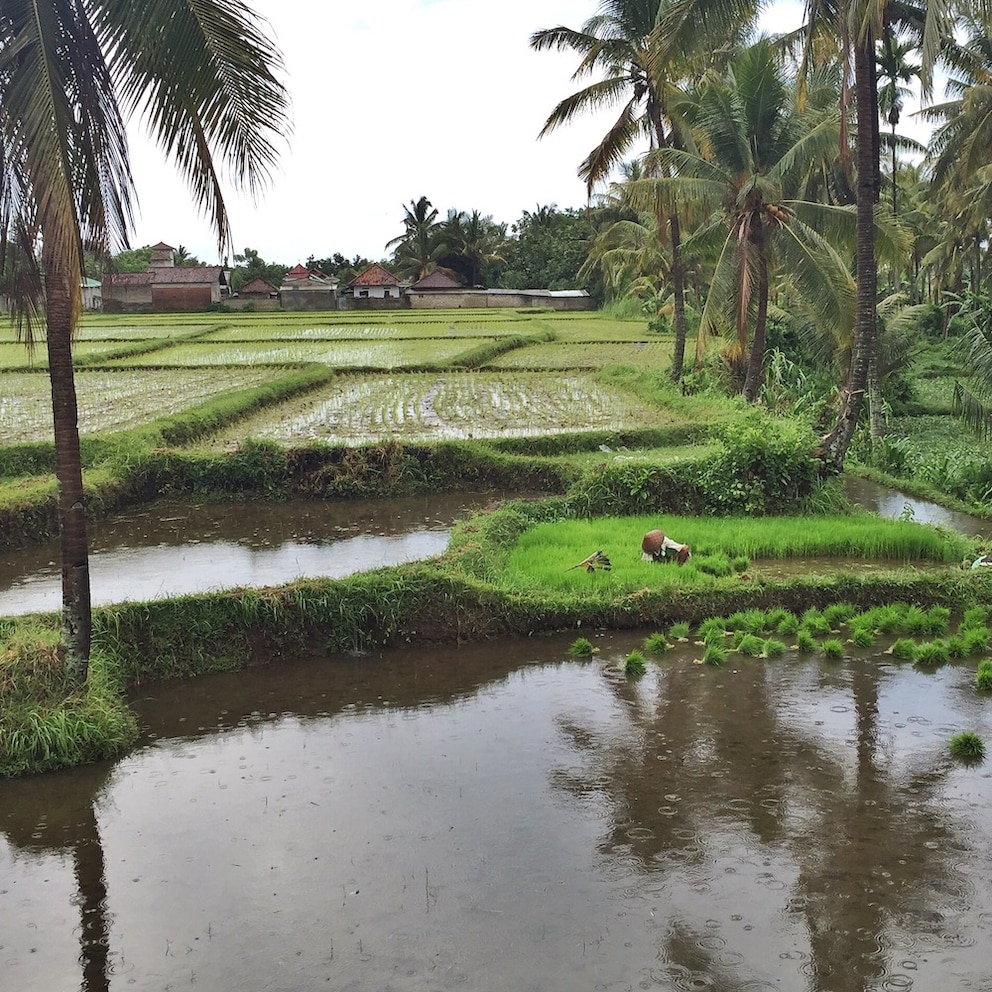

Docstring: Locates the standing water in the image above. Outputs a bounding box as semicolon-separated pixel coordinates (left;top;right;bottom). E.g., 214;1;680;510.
2;632;991;991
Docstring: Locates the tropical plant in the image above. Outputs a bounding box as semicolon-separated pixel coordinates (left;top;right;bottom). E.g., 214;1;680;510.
0;0;289;681
633;39;855;400
385;195;441;280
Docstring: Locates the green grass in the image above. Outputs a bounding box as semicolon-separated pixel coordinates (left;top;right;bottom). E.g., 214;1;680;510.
949;730;986;761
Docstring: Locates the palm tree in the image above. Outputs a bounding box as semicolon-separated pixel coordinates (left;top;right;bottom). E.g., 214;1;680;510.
632;40;855;400
531;0;737;380
385;195;441;280
877;33;921;217
435;209;507;287
0;0;289;681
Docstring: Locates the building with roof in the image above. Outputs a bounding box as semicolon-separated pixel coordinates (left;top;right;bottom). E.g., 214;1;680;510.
347;263;403;300
278;264;338;311
101;242;231;312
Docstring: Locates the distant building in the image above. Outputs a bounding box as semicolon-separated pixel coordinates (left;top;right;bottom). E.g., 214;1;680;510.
81;277;102;311
347;263;403;300
102;241;231;312
278;263;338;311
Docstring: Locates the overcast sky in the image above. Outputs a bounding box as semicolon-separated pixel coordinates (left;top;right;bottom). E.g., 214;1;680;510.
126;0;930;267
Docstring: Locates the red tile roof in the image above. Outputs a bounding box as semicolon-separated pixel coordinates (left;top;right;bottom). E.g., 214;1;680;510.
411;268;462;290
349;262;399;287
241;277;279;295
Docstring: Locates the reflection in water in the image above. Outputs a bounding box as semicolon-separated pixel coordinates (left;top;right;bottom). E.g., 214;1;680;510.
0;492;502;616
2;634;991;992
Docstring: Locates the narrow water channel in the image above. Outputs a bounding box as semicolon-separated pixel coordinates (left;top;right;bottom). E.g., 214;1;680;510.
2;632;990;991
0;492;502;617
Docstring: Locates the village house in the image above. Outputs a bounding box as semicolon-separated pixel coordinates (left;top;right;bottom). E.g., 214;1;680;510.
345;263;406;308
101;242;231;312
278;263;338;311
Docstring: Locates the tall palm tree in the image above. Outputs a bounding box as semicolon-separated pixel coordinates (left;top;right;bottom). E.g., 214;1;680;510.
385;195;441;280
633;40;855;400
877;32;920;217
531;0;736;380
0;0;289;681
435;209;507;287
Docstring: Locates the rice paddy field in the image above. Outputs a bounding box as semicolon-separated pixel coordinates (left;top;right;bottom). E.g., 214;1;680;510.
0;308;689;447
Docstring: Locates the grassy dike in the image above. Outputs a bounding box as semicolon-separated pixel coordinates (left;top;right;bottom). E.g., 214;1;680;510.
4;415;992;777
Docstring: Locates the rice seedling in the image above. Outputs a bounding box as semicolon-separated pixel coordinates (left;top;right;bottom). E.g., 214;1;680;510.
795;628;818;652
961;606;989;631
901;605;931;636
762;638;787;658
643;632;670;653
962;627;990;656
921;606;950;636
949;731;985;761
823;602;857;627
849;624;876;648
946;635;967;659
623;650;647;675
702;643;727;666
870;603;908;634
766;607;797;631
821;638;845;659
975;659;992;690
913;639;950;668
694;554;733;577
697;617;728;642
801;612;832;637
889;638;917;661
726;609;768;634
488;341;674;371
736;633;766;657
568;637;596;658
668;621;691;641
731;556;750;573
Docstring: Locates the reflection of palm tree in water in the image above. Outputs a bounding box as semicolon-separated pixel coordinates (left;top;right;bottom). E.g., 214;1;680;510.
552;651;966;988
1;765;112;992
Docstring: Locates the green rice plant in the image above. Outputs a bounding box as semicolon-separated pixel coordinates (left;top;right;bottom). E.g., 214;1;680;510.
694;554;733;577
975;659;992;690
823;602;857;628
889;637;917;661
702;643;727;666
961;606;989;631
623;650;647;675
731;555;750;573
726;609;768;634
568;637;596;658
697;617;728;642
963;627;991;656
870;603;908;634
901;605;931;636
821;638;845;659
921;606;951;636
849;624;876;648
949;730;985;761
762;638;787;658
795;628;817;652
643;632;670;653
800;609;831;637
736;633;765;657
668;621;691;641
946;635;967;659
913;639;950;668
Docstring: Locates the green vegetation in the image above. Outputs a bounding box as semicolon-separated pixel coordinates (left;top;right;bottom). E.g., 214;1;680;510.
568;637;596;658
949;731;986;762
622;650;647;675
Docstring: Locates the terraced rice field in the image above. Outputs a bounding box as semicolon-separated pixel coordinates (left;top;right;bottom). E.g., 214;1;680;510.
104;338;495;368
0;369;276;443
208;371;664;447
198;321;543;341
486;340;673;370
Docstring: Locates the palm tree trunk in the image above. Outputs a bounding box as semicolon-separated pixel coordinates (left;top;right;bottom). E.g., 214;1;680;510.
868;348;885;446
670;212;687;380
743;236;769;402
820;33;878;470
43;246;92;681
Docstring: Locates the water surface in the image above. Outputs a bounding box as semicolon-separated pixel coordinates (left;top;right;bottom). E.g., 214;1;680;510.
2;633;991;992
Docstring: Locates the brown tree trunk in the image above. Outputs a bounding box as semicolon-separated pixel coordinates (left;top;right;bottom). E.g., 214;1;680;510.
743;229;769;402
670;211;687;380
820;32;878;470
43;245;92;681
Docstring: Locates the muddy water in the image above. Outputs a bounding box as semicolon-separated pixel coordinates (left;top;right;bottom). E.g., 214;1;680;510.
844;476;992;538
0;492;502;617
2;632;992;992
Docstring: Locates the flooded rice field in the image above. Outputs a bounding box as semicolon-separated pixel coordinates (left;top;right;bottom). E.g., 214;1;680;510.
2;632;992;991
0;491;502;617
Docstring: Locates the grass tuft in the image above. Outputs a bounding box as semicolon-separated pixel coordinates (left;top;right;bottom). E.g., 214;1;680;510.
949;731;985;761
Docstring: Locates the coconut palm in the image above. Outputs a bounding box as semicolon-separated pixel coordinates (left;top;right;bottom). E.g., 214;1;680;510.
632;39;856;400
531;0;743;380
385;195;442;280
0;0;289;681
435;209;507;288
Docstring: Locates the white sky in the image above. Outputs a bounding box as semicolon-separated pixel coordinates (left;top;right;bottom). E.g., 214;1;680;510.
124;0;929;267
